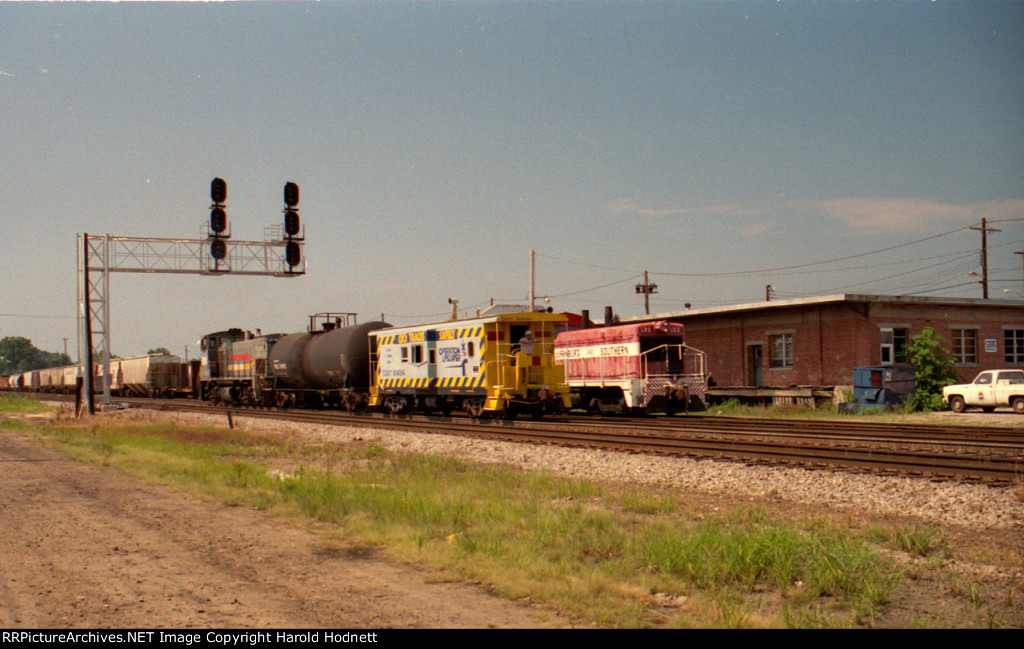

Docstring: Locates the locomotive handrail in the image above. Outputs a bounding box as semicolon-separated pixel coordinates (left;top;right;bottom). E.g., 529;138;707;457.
640;344;708;378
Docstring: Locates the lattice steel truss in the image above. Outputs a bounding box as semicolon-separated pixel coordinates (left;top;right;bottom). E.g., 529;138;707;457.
77;231;304;410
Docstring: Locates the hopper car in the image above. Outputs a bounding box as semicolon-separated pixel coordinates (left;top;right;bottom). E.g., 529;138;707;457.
5;353;195;397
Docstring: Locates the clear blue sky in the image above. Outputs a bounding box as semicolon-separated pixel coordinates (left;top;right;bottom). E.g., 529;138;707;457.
2;1;1022;359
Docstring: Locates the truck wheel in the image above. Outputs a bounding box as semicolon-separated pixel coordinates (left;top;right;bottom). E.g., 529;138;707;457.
1012;397;1024;415
949;396;966;414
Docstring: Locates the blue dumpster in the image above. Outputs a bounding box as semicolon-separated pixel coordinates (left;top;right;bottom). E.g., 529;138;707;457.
851;366;915;409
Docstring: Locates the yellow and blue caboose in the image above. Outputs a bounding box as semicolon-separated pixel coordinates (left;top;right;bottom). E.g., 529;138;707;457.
368;310;571;419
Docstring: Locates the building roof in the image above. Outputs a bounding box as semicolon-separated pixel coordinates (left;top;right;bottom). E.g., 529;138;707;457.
621;294;1024;323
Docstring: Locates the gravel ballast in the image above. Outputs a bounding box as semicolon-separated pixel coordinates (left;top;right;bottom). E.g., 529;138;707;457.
159;410;1024;532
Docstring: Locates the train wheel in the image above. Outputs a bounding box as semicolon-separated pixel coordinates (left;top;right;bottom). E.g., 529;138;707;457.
385;397;410;416
465;400;484;419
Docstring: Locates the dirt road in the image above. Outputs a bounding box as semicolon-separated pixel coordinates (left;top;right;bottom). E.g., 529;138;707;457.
0;431;562;629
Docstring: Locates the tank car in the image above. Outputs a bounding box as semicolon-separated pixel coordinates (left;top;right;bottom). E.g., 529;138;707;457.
267;313;391;409
368;310;571;419
554;320;708;414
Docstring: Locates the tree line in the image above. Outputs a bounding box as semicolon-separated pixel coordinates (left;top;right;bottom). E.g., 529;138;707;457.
0;336;72;375
0;336;176;375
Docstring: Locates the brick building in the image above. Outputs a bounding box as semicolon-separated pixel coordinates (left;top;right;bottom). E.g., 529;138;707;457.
622;294;1024;388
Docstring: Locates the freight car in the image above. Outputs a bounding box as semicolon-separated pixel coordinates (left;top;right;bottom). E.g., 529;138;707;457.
368;310;571;419
554;320;707;414
8;354;191;398
106;354;185;397
269;314;389;410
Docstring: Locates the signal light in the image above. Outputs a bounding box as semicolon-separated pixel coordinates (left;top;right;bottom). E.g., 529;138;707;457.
284;209;300;237
211;177;227;204
210;238;227;261
284;182;299;208
285;241;301;269
210;207;227;235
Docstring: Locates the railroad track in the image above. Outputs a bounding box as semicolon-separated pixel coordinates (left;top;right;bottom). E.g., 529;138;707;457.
119;397;1024;484
20;393;1023;483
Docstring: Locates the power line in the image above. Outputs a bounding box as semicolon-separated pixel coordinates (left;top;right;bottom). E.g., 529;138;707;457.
0;312;77;320
537;224;973;278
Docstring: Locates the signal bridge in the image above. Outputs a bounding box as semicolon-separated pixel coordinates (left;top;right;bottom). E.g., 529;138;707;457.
77;179;305;413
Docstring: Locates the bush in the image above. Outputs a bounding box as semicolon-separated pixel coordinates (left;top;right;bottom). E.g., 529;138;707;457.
904;328;959;411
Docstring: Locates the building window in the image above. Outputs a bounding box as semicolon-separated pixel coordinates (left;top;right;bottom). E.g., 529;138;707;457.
1006;329;1024;365
769;333;793;369
880;328;909;365
951;328;977;364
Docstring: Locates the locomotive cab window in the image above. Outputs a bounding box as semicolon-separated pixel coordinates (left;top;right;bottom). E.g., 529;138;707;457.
412;345;424;365
401;347;409;363
510;325;528;347
467;342;475;358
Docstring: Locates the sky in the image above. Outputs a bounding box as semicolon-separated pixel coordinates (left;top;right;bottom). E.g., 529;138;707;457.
1;0;1023;360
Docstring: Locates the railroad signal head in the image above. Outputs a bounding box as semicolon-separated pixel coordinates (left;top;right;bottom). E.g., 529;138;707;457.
285;241;301;269
211;177;227;204
210;238;227;261
284;182;300;208
284;209;300;237
210;207;227;235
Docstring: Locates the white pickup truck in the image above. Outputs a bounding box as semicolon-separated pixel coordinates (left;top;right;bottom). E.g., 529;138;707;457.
942;369;1024;414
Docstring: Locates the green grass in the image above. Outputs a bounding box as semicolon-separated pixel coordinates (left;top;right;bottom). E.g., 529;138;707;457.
705;397;931;422
0;394;57;414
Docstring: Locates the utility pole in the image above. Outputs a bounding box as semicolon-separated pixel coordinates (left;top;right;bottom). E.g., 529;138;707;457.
528;249;536;312
970;218;1001;298
1016;251;1024;298
635;271;658;315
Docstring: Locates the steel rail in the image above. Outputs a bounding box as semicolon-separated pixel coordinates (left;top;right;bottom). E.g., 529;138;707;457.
139;399;1023;483
25;394;1023;483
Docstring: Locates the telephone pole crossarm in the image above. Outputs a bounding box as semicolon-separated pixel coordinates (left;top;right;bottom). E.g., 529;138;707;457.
969;218;1001;299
